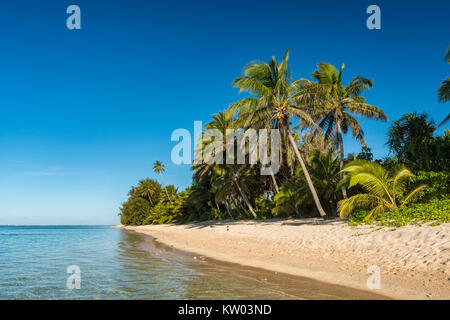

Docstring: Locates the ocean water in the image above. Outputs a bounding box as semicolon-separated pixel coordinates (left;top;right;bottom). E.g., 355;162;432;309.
0;226;385;300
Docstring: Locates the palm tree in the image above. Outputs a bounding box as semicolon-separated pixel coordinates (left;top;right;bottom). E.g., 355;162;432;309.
438;45;450;126
192;111;232;181
229;49;328;218
338;161;427;220
309;62;387;198
206;111;281;193
193;111;259;218
137;178;161;206
153;160;173;204
273;148;341;217
213;165;258;218
272;184;301;216
302;148;341;216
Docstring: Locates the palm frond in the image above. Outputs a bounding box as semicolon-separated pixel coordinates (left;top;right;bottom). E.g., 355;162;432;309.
392;165;414;197
232;76;271;96
438;78;450;103
346;103;387;121
364;204;388;221
342;161;394;203
289;108;321;131
345;113;366;145
338;193;385;218
401;184;427;206
345;76;373;96
311;62;340;85
438;113;450;127
228;98;259;115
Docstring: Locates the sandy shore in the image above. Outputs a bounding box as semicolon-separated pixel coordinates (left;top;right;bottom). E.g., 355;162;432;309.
123;219;450;299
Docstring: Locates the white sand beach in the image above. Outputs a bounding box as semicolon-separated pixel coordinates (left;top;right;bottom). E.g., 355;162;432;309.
123;219;450;299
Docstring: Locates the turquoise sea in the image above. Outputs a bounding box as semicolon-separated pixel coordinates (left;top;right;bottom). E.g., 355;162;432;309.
0;226;385;300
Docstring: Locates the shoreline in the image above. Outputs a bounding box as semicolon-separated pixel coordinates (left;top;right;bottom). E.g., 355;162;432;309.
122;219;450;300
134;229;390;299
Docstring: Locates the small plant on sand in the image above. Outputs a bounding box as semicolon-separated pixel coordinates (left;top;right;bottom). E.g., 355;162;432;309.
338;161;427;221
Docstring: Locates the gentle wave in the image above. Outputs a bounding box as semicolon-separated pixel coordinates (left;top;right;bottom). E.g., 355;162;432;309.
0;226;297;299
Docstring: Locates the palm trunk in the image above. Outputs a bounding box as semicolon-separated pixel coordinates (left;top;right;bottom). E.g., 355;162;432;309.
213;201;219;220
232;197;249;218
336;122;348;199
286;125;327;218
269;167;280;193
234;178;257;218
225;198;234;220
159;173;173;204
147;194;154;206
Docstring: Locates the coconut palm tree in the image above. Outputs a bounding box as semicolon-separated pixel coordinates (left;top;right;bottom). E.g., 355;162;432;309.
309;62;387;198
229;49;328;218
137;178;161;206
193;111;259;218
273;148;341;217
212;165;258;218
438;46;450;126
301;148;341;216
192;111;232;182
153;160;173;204
206;111;281;193
338;161;427;220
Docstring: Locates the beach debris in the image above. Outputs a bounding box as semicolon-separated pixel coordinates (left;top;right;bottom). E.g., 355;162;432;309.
226;225;230;231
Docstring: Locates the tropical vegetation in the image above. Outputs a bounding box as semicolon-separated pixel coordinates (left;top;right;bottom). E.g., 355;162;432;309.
338;161;427;220
119;49;450;228
438;45;450;126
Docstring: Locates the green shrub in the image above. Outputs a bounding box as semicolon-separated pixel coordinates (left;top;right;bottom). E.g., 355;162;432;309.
408;171;450;202
347;198;450;227
144;192;190;224
272;185;300;217
255;194;274;219
119;196;153;225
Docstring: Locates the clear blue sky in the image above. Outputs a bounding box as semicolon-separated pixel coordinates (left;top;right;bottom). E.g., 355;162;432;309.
0;0;448;224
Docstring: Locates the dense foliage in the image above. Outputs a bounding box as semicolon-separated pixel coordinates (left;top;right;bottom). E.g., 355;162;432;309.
407;171;450;202
119;50;450;228
347;198;450;227
387;112;450;172
338;161;427;220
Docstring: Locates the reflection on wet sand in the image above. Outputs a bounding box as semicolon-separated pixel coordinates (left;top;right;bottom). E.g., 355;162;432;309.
121;229;389;300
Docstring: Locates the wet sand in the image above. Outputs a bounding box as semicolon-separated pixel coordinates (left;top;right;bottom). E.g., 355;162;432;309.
122;218;450;299
132;230;389;300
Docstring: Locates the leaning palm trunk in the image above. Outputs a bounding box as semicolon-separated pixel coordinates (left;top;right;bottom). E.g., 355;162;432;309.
336;122;348;199
268;134;280;193
286;126;327;218
232;197;249;218
233;178;257;218
159;173;173;205
225;198;234;220
269;166;280;193
147;194;154;206
213;201;220;220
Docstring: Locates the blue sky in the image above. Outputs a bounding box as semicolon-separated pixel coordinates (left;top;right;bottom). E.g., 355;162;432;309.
0;0;448;224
